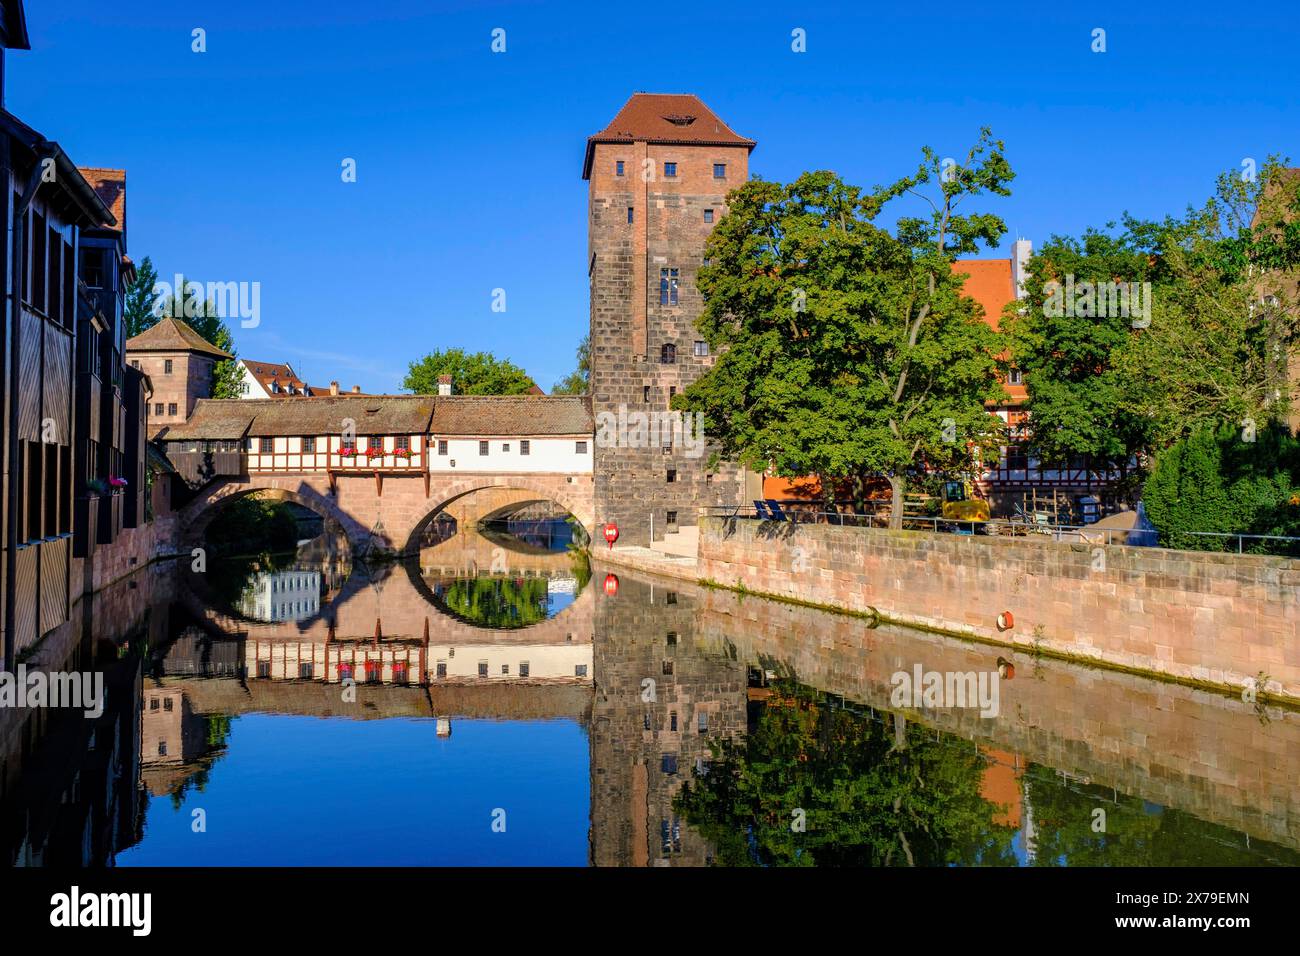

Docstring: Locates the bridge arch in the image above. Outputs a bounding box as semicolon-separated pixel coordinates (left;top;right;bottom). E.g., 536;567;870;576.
180;482;347;550
404;476;594;555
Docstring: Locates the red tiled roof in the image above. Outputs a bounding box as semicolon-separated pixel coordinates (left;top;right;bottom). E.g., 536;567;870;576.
583;93;755;178
126;316;232;359
950;258;1026;405
77;167;125;234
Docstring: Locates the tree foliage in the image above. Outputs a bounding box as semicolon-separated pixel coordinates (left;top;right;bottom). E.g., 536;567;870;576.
1142;422;1300;553
674;681;1016;866
551;334;590;394
402;348;535;395
124;254;160;339
154;274;243;399
674;132;1013;521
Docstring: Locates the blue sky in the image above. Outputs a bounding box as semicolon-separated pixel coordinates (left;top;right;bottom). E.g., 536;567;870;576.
12;1;1298;392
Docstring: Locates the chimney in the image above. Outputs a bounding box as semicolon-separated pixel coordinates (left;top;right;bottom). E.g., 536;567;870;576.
329;381;339;396
1011;238;1033;299
437;374;452;397
350;385;360;394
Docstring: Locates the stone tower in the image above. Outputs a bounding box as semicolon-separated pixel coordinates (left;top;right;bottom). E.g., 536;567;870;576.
584;93;754;546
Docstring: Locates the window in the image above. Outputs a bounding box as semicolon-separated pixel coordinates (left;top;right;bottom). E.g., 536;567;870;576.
501;663;509;675
575;440;587;454
1008;368;1024;385
663;162;677;178
393;663;409;685
662;660;674;675
520;440;530;455
575;664;588;677
666;592;677;605
644;712;652;730
502;443;510;452
659;268;679;306
698;711;709;732
395;436;410;452
478;660;489;677
302;436;316;453
660;343;677;364
240;381;250;394
703;209;714;223
149;698;159;711
257;661;271;679
661;754;678;774
669;386;676;400
616;160;625;176
713;163;726;179
299;663;314;679
520;661;530;678
479;440;489;456
436;662;447;679
168;403;177;417
666;510;678;527
260;437;273;453
438;440;448;455
367;436;383;453
154;402;163;416
627;206;634;224
164;359;173;375
666;469;676;483
666;631;677;645
81;247;106;288
158;741;168;757
694;340;709;357
643;385;651;402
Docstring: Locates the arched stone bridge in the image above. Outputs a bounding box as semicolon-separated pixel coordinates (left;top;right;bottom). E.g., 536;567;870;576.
178;470;595;556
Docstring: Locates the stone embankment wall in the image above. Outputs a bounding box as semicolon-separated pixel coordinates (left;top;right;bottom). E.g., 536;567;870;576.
696;516;1300;701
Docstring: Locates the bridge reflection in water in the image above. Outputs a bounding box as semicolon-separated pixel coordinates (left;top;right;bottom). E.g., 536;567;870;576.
2;524;1299;866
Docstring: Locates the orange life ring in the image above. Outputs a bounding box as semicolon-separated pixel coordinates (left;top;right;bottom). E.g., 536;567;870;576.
996;611;1014;631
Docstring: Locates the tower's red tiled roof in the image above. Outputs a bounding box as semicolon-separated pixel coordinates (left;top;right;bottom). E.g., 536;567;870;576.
125;316;232;359
583;93;755;178
77;167;125;234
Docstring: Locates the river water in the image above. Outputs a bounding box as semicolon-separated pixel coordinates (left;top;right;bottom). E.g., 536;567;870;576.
3;522;1296;867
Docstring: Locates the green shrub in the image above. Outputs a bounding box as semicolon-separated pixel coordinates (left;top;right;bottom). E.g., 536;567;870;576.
1143;423;1300;553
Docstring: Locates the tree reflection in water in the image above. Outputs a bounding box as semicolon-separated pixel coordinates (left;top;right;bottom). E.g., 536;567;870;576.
674;680;1017;867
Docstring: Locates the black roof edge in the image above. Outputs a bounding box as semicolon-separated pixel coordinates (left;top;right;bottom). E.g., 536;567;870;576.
0;110;116;227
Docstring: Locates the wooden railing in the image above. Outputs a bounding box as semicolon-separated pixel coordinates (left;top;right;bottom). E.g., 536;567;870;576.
168;450;248;488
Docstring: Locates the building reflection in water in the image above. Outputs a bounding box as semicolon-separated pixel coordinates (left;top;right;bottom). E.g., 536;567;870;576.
3;526;1299;867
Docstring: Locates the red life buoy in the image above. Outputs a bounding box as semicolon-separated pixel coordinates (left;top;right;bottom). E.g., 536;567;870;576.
603;573;620;597
603;522;619;550
997;611;1014;631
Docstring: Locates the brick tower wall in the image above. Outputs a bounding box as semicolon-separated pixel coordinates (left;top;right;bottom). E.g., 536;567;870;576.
588;140;750;546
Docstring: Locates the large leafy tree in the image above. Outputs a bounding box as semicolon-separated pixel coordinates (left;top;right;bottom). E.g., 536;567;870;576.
402;348;535;395
154;274;243;399
1117;159;1300;445
551;334;589;395
675;132;1012;524
1005;227;1161;497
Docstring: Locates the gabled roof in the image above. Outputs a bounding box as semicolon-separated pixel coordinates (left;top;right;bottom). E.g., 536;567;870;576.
126;316;233;359
430;395;592;436
950;258;1026;405
583;93;755;178
0;110;115;228
78;167;125;236
161;396;436;440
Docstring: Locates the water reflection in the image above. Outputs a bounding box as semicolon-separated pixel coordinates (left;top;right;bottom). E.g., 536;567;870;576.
3;525;1298;867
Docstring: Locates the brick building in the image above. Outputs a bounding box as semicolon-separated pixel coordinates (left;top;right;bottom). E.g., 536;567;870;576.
584;93;753;547
125;316;231;436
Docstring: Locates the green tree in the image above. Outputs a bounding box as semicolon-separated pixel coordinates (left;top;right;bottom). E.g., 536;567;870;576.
154;275;243;399
675;132;1012;524
402;348;535;395
674;680;1017;866
124;254;160;338
1005;227;1161;498
551;334;590;394
1142;422;1300;553
1117;159;1300;445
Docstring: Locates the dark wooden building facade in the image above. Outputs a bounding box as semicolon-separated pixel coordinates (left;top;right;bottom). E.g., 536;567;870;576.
0;1;148;667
